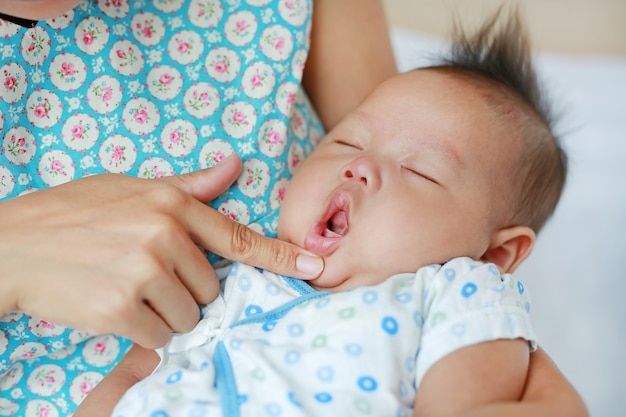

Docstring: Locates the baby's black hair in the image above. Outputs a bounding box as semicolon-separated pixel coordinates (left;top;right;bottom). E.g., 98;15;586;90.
431;7;567;233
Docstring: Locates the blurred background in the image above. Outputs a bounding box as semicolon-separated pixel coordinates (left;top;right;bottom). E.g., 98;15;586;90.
383;0;626;54
382;1;626;417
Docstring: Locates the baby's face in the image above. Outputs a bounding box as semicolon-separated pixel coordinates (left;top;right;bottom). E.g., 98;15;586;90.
0;0;80;20
278;69;521;291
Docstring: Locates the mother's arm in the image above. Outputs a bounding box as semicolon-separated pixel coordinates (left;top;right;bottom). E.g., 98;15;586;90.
413;344;588;417
303;0;398;130
516;347;589;417
449;347;589;417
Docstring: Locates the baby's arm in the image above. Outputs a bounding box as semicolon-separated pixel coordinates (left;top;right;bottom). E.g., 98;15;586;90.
74;344;159;417
413;338;529;417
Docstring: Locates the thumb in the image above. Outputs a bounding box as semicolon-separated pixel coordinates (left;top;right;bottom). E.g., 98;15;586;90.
159;154;243;202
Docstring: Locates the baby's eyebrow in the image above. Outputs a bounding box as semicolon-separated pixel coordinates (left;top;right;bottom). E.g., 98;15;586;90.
416;137;464;168
347;111;378;134
348;109;463;170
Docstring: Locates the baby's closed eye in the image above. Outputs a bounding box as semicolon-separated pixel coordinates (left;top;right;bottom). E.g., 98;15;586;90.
334;139;363;150
401;165;441;186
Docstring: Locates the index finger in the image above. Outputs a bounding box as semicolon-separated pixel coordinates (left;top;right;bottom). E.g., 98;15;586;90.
188;203;324;280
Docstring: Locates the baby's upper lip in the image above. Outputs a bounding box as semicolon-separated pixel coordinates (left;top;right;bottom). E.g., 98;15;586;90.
303;191;350;256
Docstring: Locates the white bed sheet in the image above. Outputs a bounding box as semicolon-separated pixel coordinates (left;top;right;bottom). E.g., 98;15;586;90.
390;28;626;417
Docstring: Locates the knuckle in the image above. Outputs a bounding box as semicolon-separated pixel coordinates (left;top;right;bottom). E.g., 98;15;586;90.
159;172;199;202
229;222;295;271
176;314;198;334
95;262;166;331
88;257;177;345
268;242;296;270
150;184;187;211
138;214;182;246
127;253;169;288
230;222;257;260
91;287;138;332
154;215;180;238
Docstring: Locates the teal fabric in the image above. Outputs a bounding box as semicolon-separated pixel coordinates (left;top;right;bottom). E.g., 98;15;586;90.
0;0;321;415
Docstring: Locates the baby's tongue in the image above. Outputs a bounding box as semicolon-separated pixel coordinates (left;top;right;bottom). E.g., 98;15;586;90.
323;210;348;238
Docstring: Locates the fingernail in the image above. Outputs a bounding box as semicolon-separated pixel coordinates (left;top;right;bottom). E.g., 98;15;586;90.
296;254;324;278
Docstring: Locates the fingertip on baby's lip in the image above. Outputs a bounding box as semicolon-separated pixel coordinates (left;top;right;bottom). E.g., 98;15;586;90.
296;253;324;279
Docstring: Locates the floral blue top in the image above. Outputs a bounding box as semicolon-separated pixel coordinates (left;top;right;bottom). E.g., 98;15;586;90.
0;0;321;415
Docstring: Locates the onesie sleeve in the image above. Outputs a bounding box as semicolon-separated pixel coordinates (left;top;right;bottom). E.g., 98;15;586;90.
415;257;537;386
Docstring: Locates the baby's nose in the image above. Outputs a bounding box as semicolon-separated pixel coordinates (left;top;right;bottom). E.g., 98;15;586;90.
342;156;381;190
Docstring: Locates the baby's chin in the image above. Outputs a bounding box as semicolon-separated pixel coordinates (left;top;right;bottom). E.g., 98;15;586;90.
306;271;351;292
308;269;380;293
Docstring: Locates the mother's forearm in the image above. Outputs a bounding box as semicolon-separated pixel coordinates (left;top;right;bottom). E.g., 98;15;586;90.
303;0;398;131
455;349;589;417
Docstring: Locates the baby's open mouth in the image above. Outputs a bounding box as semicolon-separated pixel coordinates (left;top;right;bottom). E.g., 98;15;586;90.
323;210;348;238
304;192;350;256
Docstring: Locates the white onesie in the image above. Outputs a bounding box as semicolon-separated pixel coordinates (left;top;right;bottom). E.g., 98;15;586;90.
113;257;536;417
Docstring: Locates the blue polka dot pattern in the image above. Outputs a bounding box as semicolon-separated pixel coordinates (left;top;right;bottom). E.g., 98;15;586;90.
362;290;378;304
395;292;412;303
284;350;300;365
345;343;363;357
166;370;183;384
461;282;478;298
111;258;536;416
357;376;378;392
189;407;207;417
444;268;456;281
245;304;263;317
238;274;253;292
315;298;331;309
265;403;282;416
262;321;277;332
413;311;425;328
382;316;399;335
288;324;304;338
288;391;303;408
266;282;281;296
314;392;333;403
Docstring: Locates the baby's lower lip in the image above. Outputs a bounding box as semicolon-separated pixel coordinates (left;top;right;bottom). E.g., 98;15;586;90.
303;225;342;257
305;191;350;256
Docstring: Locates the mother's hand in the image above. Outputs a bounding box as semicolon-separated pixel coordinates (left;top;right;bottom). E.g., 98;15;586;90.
0;154;323;348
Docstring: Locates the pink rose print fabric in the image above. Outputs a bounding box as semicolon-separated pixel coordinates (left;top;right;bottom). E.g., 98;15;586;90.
0;0;322;415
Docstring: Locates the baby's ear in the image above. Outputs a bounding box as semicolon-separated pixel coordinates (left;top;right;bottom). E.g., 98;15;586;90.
480;226;535;274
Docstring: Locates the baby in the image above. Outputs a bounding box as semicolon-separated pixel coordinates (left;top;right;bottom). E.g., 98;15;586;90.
77;9;566;417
